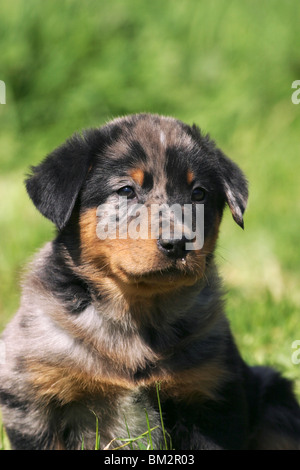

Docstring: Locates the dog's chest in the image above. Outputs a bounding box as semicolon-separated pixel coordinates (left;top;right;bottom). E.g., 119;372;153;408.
63;388;162;450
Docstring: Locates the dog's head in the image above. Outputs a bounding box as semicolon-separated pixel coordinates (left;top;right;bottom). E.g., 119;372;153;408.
26;114;248;297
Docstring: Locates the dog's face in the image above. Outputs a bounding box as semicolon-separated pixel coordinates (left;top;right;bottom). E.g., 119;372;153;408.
26;114;248;297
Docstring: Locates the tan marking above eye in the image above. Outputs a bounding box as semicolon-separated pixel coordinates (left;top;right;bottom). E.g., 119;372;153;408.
130;168;145;187
187;170;195;185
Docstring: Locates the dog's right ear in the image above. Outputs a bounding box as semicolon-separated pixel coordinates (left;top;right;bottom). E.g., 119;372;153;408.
25;133;93;230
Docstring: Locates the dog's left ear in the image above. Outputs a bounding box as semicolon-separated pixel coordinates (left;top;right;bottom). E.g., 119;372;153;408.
216;149;248;229
26;133;93;230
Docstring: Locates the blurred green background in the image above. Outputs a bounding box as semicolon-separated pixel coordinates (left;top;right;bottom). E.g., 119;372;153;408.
0;0;299;406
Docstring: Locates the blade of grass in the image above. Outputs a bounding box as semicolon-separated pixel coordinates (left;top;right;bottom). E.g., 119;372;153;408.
1;424;5;450
144;408;154;450
95;414;100;450
89;410;101;450
156;381;168;450
124;414;134;450
104;425;159;450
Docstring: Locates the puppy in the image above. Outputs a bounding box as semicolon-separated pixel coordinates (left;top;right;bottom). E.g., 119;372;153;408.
0;113;299;450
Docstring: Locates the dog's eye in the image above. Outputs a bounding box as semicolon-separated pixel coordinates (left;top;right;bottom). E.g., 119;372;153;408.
117;186;136;199
191;187;206;202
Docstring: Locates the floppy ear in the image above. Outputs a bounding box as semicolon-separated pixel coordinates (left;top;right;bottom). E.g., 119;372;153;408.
25;133;93;230
216;149;248;229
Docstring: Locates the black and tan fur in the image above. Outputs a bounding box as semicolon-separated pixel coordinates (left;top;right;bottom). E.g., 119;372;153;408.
1;113;300;450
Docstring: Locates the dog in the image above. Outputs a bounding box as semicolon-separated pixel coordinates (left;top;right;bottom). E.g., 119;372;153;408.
1;113;300;450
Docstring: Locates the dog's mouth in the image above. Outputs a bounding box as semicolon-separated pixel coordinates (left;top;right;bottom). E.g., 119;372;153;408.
116;257;201;287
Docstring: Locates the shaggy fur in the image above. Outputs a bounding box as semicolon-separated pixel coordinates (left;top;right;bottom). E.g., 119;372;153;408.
1;113;300;450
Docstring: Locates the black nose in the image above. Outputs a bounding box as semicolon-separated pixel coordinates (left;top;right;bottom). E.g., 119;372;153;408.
158;237;189;259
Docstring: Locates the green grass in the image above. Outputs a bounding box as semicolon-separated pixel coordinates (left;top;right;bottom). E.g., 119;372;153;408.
1;0;300;448
83;383;171;451
0;421;9;451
